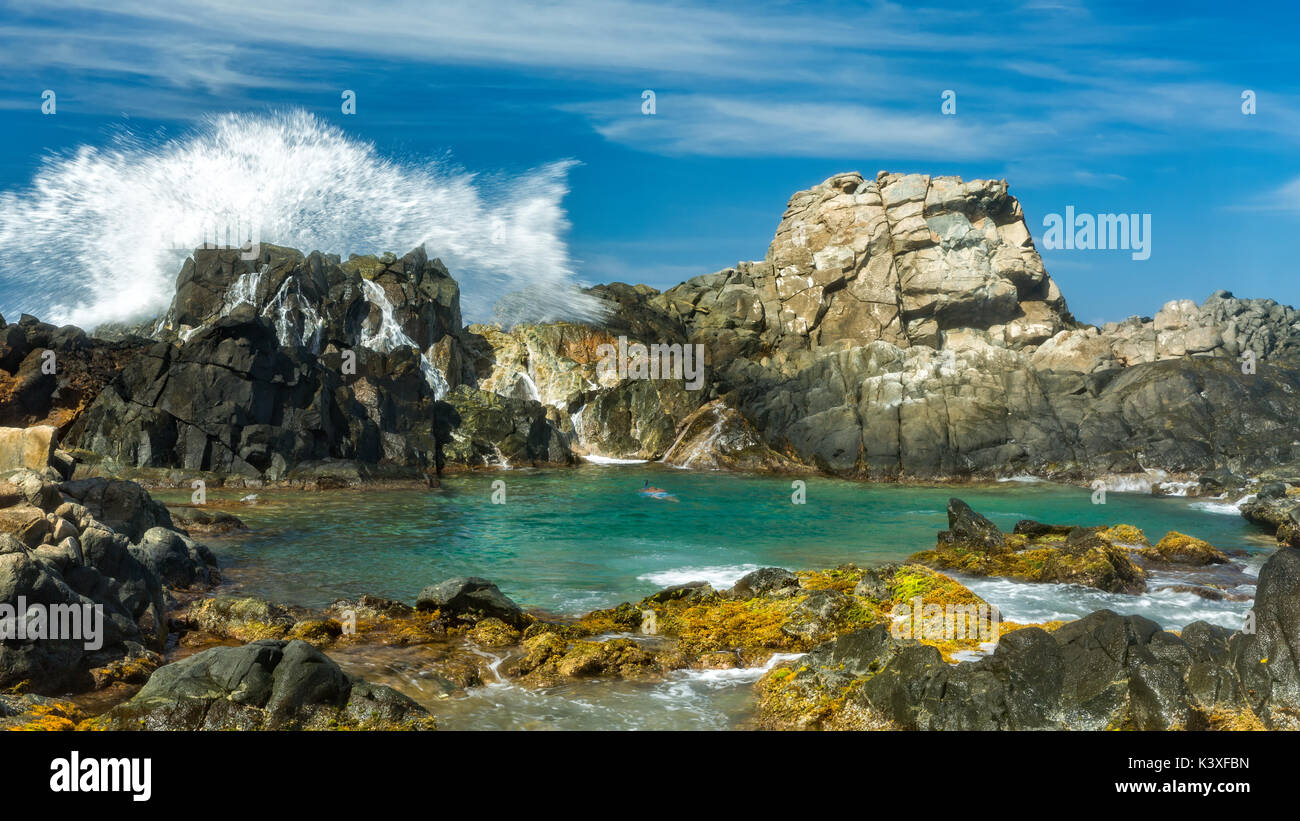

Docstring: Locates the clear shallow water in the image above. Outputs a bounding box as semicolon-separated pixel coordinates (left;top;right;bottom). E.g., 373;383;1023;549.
155;466;1273;730
159;464;1269;629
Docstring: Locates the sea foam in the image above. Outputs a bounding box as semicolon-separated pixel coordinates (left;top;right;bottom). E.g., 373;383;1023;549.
0;110;605;329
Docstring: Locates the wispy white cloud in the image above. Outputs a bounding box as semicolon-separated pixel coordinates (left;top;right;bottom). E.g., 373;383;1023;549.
1225;175;1300;213
0;0;1297;167
570;95;1019;159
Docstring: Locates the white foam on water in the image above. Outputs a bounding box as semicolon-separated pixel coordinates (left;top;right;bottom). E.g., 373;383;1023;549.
0;109;606;328
582;454;649;465
637;564;761;589
957;574;1253;632
1190;494;1254;515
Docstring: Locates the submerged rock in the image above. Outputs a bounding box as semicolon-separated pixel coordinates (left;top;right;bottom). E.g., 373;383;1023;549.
167;505;247;535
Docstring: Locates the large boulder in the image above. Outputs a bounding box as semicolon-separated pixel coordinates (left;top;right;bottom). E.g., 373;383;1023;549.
132;527;220;589
0;426;56;473
92;639;435;730
415;577;525;627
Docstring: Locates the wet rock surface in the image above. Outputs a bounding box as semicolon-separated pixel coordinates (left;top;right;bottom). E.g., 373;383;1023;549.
63;245;573;480
91;638;436;730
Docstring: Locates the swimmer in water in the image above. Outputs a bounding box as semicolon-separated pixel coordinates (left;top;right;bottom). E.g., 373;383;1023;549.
639;479;679;501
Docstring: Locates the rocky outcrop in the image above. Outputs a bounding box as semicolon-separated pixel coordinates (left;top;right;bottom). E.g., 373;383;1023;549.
910;499;1147;593
91;639;435;730
660;400;809;471
1034;291;1300;372
10;171;1300;481
0;313;149;433
63;246;574;478
757;549;1300;731
0;469;218;693
455;172;1300;479
415;577;527;628
1240;483;1300;546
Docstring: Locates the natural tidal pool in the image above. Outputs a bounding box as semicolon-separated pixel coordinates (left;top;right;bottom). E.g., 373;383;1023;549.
158;464;1267;625
153;464;1271;729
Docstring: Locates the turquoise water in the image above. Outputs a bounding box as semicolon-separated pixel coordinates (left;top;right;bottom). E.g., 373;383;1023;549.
159;464;1269;630
154;465;1273;729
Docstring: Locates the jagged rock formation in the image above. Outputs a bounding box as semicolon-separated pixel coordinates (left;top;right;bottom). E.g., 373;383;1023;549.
9;171;1300;480
62;246;573;479
0;313;148;432
1033;291;1300;372
471;172;1300;479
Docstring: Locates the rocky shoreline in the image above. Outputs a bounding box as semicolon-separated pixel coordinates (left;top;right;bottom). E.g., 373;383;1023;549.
5;171;1300;486
4;169;1300;731
0;467;1288;732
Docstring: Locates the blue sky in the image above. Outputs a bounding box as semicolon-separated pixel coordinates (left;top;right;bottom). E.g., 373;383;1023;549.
0;0;1297;326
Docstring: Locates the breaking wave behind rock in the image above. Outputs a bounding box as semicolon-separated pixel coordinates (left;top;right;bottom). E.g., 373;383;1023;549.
0;110;605;329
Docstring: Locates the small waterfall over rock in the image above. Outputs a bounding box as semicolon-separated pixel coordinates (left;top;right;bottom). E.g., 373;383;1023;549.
360;279;450;399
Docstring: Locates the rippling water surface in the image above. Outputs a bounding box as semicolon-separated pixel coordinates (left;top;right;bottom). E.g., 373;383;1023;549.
155;465;1270;729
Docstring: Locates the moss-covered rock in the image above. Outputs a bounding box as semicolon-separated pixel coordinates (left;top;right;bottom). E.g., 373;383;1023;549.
1136;531;1230;566
469;617;521;647
177;596;299;643
908;503;1147;594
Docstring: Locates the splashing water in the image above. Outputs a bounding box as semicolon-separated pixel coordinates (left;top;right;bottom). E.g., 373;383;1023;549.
359;279;449;398
0;110;606;329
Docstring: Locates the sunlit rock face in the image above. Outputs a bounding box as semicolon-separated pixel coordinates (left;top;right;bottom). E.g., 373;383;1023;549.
26;170;1300;480
475;172;1300;479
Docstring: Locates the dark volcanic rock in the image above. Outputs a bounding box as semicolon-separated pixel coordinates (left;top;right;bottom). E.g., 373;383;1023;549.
1231;546;1300;728
415;577;525;627
939;498;1007;553
729;567;799;599
64;245;574;479
0;315;149;433
93;639;435;730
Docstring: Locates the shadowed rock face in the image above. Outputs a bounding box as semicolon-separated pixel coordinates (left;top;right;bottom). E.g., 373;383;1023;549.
63;245;575;478
0;314;149;433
